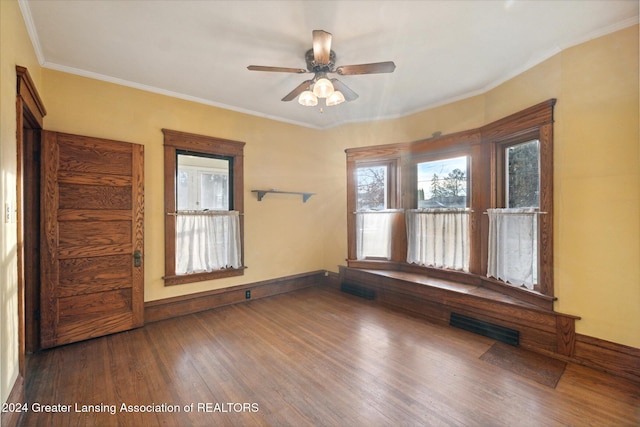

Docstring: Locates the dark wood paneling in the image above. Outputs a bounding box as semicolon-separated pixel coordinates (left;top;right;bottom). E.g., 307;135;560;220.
324;270;341;289
556;316;576;357
58;255;132;297
59;184;131;210
58;170;132;186
40;131;144;348
410;128;481;154
537;122;554;296
57;138;133;174
575;334;640;383
57;209;132;221
58;289;132;323
481;99;556;140
340;266;577;359
340;267;640;381
162;128;245;156
57;243;133;260
146;271;325;323
58;220;131;247
16;66;47;126
55;312;136;347
16;66;46;369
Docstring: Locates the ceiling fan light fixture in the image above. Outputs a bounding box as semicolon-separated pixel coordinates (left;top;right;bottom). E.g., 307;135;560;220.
312;77;334;98
298;90;318;106
326;90;345;106
248;30;396;108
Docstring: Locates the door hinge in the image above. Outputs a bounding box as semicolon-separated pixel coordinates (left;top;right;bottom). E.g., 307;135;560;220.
34;308;41;321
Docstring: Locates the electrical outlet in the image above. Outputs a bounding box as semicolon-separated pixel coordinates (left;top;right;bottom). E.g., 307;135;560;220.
245;290;251;299
5;203;12;223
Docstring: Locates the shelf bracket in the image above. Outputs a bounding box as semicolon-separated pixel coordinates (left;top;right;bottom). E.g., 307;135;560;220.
252;189;315;203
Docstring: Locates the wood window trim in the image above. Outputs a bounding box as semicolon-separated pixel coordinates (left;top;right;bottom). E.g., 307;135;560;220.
346;144;408;262
345;99;556;307
481;100;555;296
354;159;400;210
163;129;245;286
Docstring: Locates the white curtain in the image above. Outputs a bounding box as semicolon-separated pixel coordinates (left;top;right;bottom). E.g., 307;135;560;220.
355;211;393;260
486;208;538;289
176;211;241;274
406;209;470;272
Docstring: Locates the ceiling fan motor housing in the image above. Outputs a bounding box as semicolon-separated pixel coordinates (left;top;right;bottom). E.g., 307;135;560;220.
305;49;336;72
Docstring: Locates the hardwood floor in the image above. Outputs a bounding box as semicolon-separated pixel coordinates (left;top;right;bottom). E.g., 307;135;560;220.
19;286;640;426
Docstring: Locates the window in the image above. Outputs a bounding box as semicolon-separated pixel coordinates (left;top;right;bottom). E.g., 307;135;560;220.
346;147;404;263
356;164;388;210
505;139;540;209
407;155;471;271
163;129;245;286
346;99;556;301
354;161;396;260
417;156;468;208
177;153;230;211
487;138;544;290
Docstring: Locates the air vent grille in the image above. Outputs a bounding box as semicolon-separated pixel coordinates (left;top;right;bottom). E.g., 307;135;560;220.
450;312;519;346
340;282;376;300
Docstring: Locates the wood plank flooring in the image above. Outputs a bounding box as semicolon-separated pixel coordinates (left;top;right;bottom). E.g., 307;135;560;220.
19;286;640;426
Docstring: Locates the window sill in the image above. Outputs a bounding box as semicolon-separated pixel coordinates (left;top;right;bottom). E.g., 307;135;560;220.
164;267;245;286
346;259;555;311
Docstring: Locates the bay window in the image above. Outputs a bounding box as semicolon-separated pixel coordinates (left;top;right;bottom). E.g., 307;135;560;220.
346;99;556;303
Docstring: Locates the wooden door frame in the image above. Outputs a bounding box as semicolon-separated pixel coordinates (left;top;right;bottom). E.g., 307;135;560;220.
16;66;46;377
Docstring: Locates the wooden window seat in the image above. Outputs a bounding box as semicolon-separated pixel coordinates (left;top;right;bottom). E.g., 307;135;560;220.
338;266;580;359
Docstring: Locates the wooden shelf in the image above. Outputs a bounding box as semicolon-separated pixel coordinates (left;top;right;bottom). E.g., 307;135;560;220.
252;189;315;203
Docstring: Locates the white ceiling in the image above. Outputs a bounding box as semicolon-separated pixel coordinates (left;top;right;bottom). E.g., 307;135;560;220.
20;0;638;129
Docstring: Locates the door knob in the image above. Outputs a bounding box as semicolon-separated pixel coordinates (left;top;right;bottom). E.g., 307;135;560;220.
133;250;142;267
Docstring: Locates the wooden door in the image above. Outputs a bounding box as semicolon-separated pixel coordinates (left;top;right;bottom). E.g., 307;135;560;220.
40;131;144;348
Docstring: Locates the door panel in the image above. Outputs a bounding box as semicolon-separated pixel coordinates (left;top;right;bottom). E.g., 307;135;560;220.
59;185;132;209
58;221;132;247
40;131;144;348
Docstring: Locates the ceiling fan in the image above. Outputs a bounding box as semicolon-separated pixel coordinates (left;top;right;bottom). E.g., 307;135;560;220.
247;30;396;107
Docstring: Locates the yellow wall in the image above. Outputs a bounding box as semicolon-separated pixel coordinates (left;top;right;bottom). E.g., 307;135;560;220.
41;70;329;302
320;26;639;347
485;26;639;346
0;0;43;405
1;0;638;404
554;26;639;344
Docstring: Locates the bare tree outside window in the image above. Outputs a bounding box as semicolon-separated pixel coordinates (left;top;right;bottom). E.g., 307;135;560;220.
506;140;540;208
417;156;468;208
357;165;387;210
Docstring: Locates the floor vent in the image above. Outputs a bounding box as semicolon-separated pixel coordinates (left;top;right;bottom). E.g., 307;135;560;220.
340;282;376;300
450;312;519;346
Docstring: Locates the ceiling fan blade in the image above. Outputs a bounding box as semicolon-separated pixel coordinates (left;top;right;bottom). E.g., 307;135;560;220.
247;65;307;73
312;30;332;65
336;61;396;75
282;79;313;101
330;79;358;101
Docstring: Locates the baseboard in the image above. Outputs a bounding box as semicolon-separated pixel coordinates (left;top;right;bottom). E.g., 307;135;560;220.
1;374;25;427
324;270;341;289
145;270;326;323
574;334;640;384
